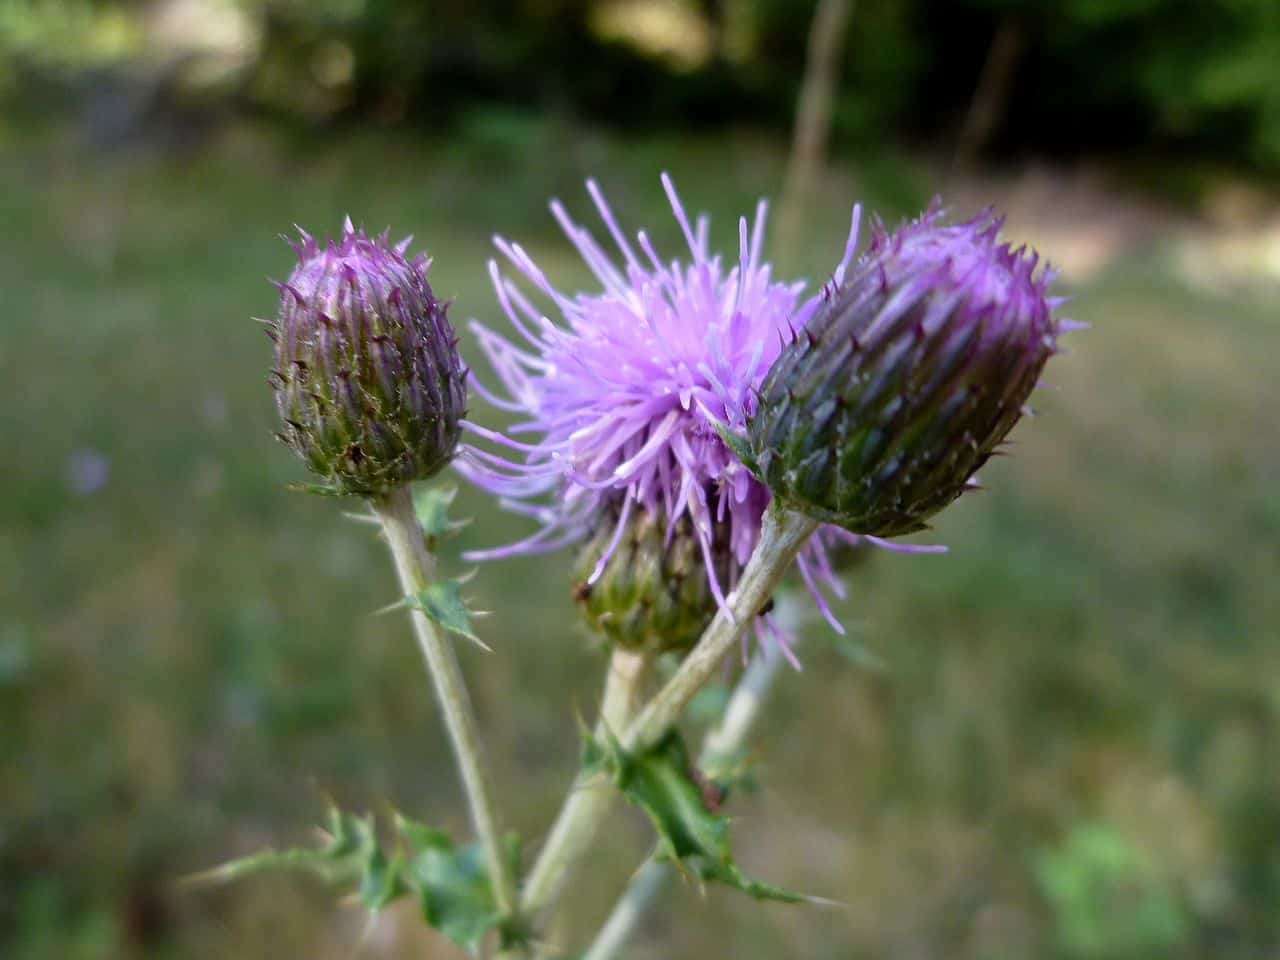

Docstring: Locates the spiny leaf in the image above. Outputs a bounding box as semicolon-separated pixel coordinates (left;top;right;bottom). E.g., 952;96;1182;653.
321;805;377;858
395;814;510;954
190;805;524;956
408;580;490;650
381;580;491;651
413;485;471;550
585;730;809;903
185;806;380;891
182;844;356;887
358;847;408;911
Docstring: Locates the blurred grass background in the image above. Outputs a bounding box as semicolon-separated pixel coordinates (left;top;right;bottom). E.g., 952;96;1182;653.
3;1;1280;958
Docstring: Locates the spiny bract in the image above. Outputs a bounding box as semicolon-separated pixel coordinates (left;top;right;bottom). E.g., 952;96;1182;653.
267;218;467;497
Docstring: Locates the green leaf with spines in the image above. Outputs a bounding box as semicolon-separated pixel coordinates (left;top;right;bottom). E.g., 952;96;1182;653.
383;579;490;650
190;805;523;955
413;485;471;551
358;847;408;911
185;805;382;893
583;730;810;903
395;814;522;953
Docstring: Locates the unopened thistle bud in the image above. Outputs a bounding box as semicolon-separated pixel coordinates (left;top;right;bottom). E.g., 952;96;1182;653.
747;208;1063;536
572;505;732;655
266;218;466;497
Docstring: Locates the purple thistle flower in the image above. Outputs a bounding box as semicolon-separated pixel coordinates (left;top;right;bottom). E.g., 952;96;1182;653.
457;175;926;658
267;217;466;496
747;204;1075;537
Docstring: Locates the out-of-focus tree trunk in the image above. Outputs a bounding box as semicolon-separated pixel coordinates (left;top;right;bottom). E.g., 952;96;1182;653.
696;0;729;58
777;0;855;258
953;17;1024;170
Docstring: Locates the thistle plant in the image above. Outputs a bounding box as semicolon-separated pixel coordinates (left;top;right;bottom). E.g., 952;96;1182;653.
210;183;1074;960
238;219;523;952
456;179;905;919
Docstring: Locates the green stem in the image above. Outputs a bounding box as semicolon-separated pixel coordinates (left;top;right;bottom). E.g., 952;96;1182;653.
581;859;668;960
700;591;800;773
519;647;652;922
372;485;520;925
519;505;817;932
620;506;817;753
582;590;805;960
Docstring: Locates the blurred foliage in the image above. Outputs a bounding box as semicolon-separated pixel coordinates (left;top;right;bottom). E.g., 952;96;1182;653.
0;0;142;65
922;0;1280;168
3;0;1280;169
1035;822;1191;959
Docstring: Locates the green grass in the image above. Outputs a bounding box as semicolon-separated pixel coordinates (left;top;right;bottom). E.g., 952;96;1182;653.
1;116;1277;959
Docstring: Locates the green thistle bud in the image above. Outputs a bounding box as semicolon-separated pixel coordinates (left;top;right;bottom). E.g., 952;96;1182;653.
266;218;466;497
747;209;1064;536
572;506;732;655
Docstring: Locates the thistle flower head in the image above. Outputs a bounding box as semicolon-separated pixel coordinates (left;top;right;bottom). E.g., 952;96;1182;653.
267;218;467;497
572;506;732;656
747;205;1068;535
459;176;876;656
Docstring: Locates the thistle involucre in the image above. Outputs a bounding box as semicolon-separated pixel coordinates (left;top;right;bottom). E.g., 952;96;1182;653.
267;218;466;497
572;506;733;656
748;208;1067;536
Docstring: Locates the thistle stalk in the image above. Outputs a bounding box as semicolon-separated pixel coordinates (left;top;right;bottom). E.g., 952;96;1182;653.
584;592;802;960
621;506;818;753
519;647;653;920
519;505;818;924
372;485;519;926
581;860;667;960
